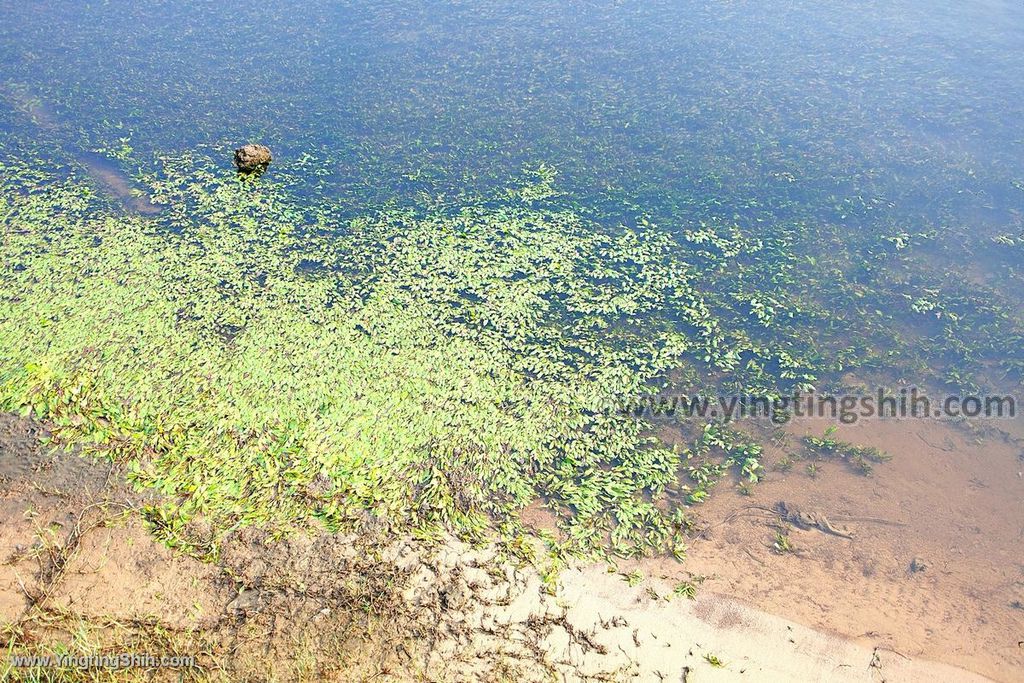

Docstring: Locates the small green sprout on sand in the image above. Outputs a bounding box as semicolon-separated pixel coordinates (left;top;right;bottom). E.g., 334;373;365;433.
623;570;643;587
671;539;688;563
539;561;563;595
671;572;706;601
704;653;726;668
773;530;793;554
673;581;697;600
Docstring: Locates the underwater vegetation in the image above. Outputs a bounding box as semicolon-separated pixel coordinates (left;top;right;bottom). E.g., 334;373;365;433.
1;0;1023;563
0;124;1021;563
1;150;726;559
803;426;892;476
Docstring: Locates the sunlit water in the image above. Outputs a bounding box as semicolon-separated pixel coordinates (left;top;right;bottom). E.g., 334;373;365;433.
2;0;1023;676
2;0;1022;226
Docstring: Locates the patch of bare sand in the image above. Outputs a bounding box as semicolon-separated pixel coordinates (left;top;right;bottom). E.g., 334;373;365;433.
637;416;1024;682
555;564;994;682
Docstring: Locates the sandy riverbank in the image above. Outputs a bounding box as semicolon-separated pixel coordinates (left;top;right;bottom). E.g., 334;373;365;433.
554;565;995;682
0;414;1005;681
617;414;1024;682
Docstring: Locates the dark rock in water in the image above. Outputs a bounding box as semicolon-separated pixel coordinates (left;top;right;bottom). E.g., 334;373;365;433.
233;144;273;173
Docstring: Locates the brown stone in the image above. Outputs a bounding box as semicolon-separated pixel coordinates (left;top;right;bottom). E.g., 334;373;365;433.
233;144;272;173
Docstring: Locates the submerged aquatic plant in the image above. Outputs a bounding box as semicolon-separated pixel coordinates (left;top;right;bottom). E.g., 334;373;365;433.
1;152;731;557
0;88;1007;563
802;427;891;476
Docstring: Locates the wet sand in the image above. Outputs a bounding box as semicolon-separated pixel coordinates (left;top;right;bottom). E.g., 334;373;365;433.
77;151;164;215
626;417;1024;682
558;564;996;682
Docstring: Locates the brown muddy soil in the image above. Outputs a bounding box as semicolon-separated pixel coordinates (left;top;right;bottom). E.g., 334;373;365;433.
0;413;403;680
633;415;1024;683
